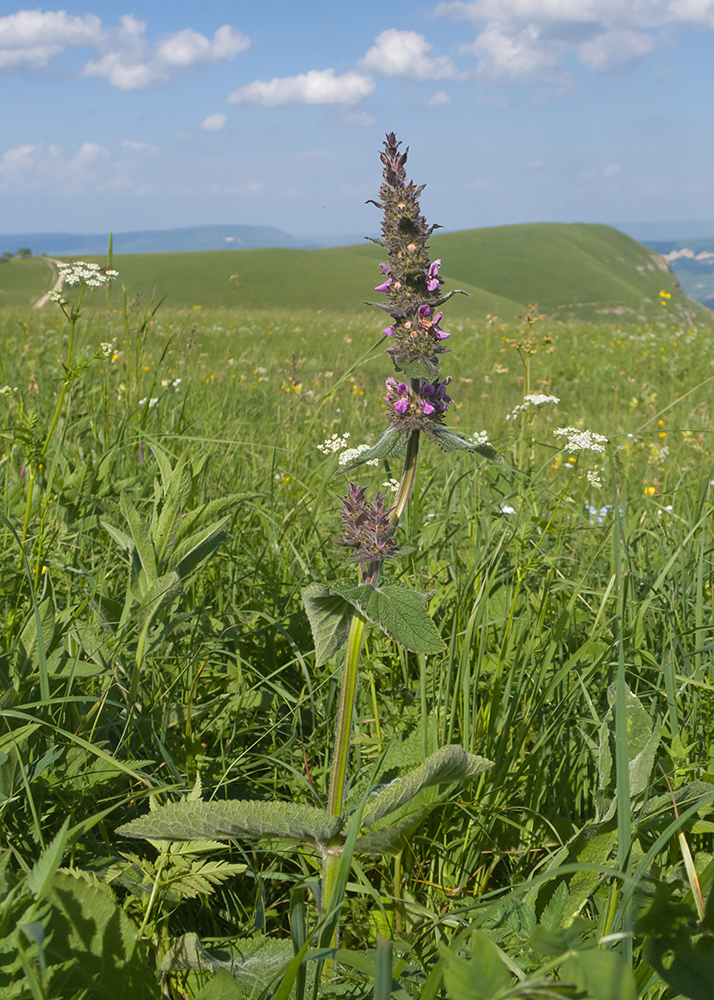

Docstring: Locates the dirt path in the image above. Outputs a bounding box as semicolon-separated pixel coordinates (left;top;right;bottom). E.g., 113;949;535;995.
33;257;65;309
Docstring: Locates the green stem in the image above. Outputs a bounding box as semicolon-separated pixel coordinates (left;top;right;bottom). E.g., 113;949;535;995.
322;427;422;941
327;614;366;818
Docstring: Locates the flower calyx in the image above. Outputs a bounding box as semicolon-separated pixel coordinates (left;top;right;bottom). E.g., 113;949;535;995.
336;483;401;564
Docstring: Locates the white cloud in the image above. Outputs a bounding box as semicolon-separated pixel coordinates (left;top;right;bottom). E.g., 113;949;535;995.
426;89;453;106
0;10;103;69
462;22;567;80
227;69;374;106
201;113;228;131
359;29;457;80
0;11;249;88
435;0;714;83
121;140;159;154
603;162;620;175
577;29;657;71
0;141;110;194
84;19;249;89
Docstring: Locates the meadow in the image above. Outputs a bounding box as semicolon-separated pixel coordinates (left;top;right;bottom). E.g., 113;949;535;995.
2;250;714;998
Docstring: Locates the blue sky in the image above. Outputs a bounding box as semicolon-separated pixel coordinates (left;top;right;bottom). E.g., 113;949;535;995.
2;0;714;238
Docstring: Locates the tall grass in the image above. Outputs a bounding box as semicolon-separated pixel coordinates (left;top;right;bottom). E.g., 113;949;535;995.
1;298;713;997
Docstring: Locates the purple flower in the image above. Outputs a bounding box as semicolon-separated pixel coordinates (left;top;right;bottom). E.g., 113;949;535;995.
426;260;443;292
432;311;449;340
383;325;395;336
422;400;435;415
375;262;392;292
395;397;409;414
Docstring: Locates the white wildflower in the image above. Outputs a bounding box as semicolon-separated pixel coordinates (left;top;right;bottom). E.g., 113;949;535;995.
138;396;159;409
500;504;516;515
658;445;669;464
587;470;602;489
507;393;560;421
100;340;117;358
48;289;66;304
472;430;491;445
0;385;17;397
382;478;400;493
554;427;608;453
338;444;379;467
56;261;118;288
172;378;182;390
318;432;350;455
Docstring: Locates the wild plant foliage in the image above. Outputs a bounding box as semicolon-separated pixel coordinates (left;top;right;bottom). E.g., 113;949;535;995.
1;137;714;998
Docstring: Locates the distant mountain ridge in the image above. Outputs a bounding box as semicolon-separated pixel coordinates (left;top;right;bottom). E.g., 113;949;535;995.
0;224;372;256
2;221;708;323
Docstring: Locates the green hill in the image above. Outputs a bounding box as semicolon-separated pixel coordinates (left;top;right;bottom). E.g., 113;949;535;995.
2;223;710;323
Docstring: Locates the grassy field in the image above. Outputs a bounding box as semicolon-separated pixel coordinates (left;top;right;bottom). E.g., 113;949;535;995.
1;273;714;998
3;222;710;324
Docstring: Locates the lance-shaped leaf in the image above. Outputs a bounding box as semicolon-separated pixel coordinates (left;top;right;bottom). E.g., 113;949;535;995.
336;427;407;474
120;491;157;582
302;584;354;666
333;580;446;655
362;745;493;827
116;800;343;847
427;424;499;460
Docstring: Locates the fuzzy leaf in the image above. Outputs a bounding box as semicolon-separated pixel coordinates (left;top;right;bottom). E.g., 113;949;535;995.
100;519;133;554
171;517;231;579
151;459;192;567
333;580;446;655
428;425;499;460
596;685;662;822
302;584;354;666
160;932;294;991
354;809;432;856
390;354;441;381
561;949;637;1000
362;745;493;827
120;492;158;581
135;570;182;631
336;427;407;473
194;969;243;1000
440;932;511;1000
46;871;159;998
117;800;342;846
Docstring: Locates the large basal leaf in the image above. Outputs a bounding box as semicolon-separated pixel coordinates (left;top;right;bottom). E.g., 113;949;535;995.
193;969;243;1000
116;800;343;847
161;932;294;993
354;809;432;857
45;872;159;998
561;949;637;1000
440;933;511;1000
302;584;354;666
334;580;446;655
362;745;493;827
336;427;407;473
596;684;661;822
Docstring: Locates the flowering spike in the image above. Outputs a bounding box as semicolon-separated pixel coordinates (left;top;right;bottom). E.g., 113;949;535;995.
336;483;401;564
